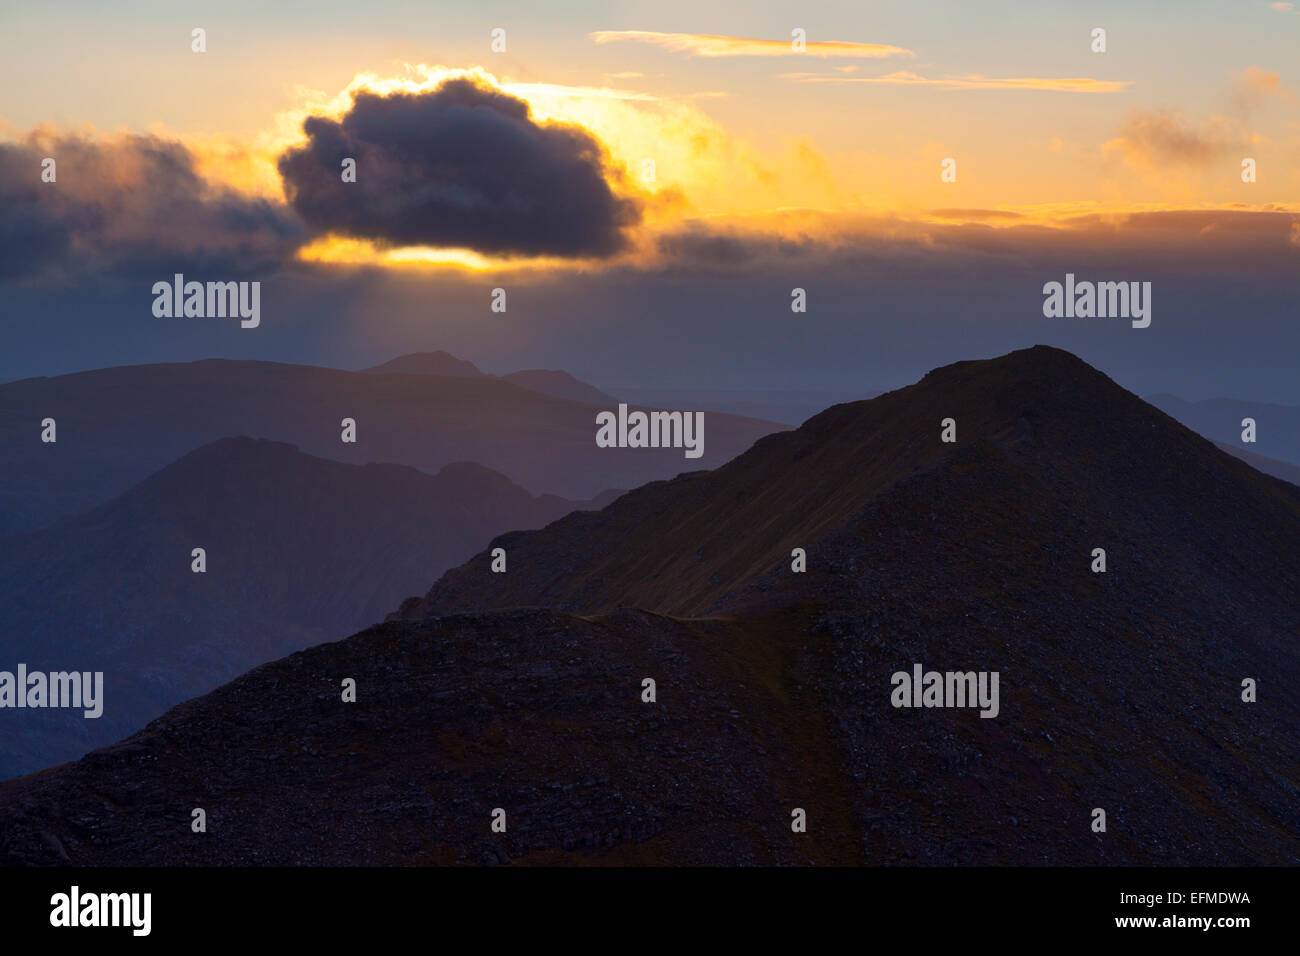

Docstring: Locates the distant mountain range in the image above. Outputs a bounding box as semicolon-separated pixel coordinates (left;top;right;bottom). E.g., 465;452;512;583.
0;437;616;780
0;356;782;537
0;350;776;779
3;346;1294;865
360;352;871;424
364;350;618;405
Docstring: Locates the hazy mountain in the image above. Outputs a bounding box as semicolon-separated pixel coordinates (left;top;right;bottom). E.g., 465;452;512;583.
361;351;485;377
501;369;618;406
361;354;852;423
3;347;1295;865
0;358;782;536
360;353;617;406
1147;393;1300;468
0;437;616;780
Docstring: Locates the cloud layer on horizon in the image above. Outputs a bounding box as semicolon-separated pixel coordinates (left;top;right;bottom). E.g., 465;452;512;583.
3;64;1297;291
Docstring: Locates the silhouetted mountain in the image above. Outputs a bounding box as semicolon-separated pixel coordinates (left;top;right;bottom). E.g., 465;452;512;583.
502;369;618;406
0;359;781;536
0;437;615;780
361;351;485;377
1148;393;1300;468
2;347;1295;865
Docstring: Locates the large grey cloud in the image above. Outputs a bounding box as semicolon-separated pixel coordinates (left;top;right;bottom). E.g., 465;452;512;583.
276;78;642;258
0;133;304;283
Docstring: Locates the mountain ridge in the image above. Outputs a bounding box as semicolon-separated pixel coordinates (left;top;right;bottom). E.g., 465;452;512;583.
415;344;1299;619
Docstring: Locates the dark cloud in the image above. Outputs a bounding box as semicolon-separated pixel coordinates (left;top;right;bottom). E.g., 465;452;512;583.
652;209;1300;279
0;133;304;283
277;78;642;258
655;226;814;268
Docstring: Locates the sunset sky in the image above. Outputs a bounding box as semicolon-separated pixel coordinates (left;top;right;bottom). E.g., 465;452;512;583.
2;0;1297;400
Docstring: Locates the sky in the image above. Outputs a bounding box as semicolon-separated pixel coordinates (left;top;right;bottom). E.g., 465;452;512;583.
1;0;1297;400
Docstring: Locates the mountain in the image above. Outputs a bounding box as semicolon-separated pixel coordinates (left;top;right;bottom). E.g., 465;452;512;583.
0;437;616;780
2;346;1295;866
501;369;618;406
361;351;485;377
0;359;782;536
1147;394;1300;468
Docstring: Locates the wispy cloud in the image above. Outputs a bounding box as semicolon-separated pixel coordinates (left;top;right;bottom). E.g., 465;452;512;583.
1103;110;1243;168
781;71;1132;92
590;30;914;58
1104;69;1292;170
1231;66;1298;107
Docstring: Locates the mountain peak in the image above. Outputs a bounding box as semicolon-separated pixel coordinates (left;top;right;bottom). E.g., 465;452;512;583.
918;344;1107;388
362;351;485;377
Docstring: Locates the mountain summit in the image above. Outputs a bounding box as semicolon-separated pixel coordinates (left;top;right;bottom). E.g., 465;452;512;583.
361;351;485;377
